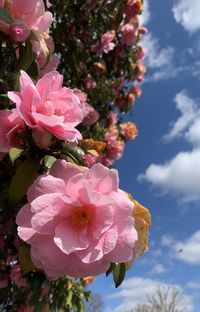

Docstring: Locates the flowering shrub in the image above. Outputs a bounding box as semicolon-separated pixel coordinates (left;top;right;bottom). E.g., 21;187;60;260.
0;0;151;311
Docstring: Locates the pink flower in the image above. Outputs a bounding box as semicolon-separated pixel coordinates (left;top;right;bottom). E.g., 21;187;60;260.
36;36;59;77
121;23;136;46
91;30;115;55
0;109;24;160
104;126;119;144
0;0;52;50
73;89;99;126
83;153;97;168
16;160;137;278
120;122;138;140
10;264;27;287
83;75;97;89
108;111;118;126
8;71;83;143
106;140;125;161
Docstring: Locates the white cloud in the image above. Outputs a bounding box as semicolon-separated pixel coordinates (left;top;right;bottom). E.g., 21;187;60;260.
163;91;199;142
107;277;194;312
185;118;200;146
161;234;175;247
139;149;200;201
173;231;200;265
186;281;200;290
140;0;150;25
150;264;166;274
139;91;200;202
143;34;175;69
142;33;175;82
173;0;200;33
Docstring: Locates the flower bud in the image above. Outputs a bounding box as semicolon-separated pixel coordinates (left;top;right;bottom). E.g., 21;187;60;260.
9;22;30;42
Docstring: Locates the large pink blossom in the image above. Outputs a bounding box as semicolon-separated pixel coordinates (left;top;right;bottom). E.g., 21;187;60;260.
16;160;137;278
8;71;83;143
0;108;24;160
0;0;52;50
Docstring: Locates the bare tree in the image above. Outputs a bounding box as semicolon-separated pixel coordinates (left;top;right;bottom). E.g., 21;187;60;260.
130;286;187;312
85;293;104;312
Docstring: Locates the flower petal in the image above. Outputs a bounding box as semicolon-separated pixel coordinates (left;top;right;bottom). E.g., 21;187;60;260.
54;219;89;254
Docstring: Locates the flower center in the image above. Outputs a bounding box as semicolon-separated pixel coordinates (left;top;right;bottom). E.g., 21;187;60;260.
70;207;91;226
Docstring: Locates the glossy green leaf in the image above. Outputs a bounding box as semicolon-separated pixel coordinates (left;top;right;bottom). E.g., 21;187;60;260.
9;158;40;204
106;262;116;277
9;147;23;163
113;263;126;288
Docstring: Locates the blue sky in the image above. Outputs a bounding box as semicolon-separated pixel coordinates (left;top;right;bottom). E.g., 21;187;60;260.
89;1;200;311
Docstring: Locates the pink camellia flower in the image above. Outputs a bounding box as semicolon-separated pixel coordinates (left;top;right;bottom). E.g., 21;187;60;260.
104;126;119;144
8;71;83;143
91;30;115;55
83;74;97;89
121;23;137;46
120;122;138;140
0;0;52;51
36;36;59;78
0;108;24;160
106;140;125;161
16;160;137;278
73;89;99;126
108;111;118;126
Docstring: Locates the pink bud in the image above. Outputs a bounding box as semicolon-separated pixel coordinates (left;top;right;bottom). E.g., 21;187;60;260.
9;22;30;42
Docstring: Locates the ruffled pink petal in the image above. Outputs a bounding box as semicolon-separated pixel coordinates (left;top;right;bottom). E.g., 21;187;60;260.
30;193;77;215
105;225;138;263
31;236;68;270
36;71;63;100
16;204;36;242
31;195;79;235
66;173;90;199
54;219;89;254
87;163;119;194
20;70;35;91
49;160;88;184
7;91;22;107
33;11;52;33
62;254;109;278
77;225;118;263
27;174;66;202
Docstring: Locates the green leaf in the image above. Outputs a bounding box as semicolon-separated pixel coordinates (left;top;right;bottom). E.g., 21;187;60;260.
0;8;13;24
17;41;34;71
19;244;35;275
43;155;57;169
65;290;73;307
9;147;23;163
27;59;40;80
113;263;126;288
9;158;40;204
106;262;116;276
